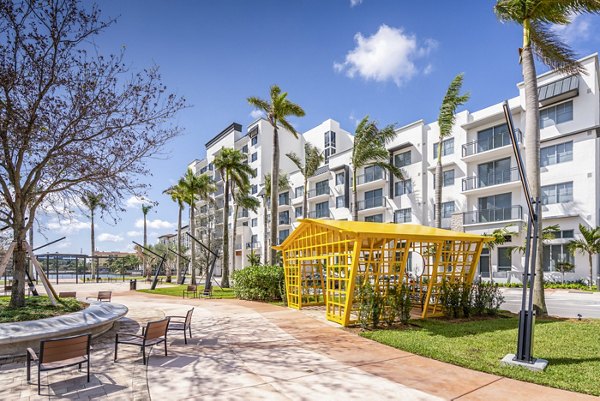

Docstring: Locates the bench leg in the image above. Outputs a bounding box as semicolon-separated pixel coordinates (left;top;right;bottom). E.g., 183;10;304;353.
87;358;90;382
189;325;192;340
164;339;168;356
142;346;146;365
184;329;187;345
38;369;41;395
114;334;119;362
26;352;31;382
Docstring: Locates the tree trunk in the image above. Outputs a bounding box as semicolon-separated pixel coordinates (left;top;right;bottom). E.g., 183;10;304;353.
91;209;96;278
303;177;308;219
521;43;547;315
435;142;443;228
232;201;239;272
353;169;358;221
176;203;182;283
263;201;268;263
9;220;27;308
589;253;593;288
222;175;231;287
190;197;196;285
144;214;150;280
270;126;279;265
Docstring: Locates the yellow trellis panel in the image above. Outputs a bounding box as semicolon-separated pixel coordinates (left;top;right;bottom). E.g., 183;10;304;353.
275;219;491;327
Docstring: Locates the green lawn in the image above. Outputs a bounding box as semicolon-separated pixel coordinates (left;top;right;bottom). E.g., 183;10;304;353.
137;284;236;299
361;313;600;396
0;296;84;323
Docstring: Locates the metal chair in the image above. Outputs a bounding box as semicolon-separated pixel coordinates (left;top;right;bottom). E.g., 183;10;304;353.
114;317;170;365
167;308;194;344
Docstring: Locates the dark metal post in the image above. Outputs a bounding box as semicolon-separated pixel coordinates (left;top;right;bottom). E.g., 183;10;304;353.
75;257;79;284
55;255;59;284
132;241;166;290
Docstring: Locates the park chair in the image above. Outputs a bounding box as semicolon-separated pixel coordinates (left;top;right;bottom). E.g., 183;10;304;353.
182;285;197;298
26;333;91;395
59;291;76;298
114;317;170;365
167;308;194;344
87;290;112;302
199;286;213;298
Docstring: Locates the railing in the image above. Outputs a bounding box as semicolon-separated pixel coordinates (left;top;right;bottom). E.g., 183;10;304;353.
356;168;385;185
462;167;520;191
246;241;261;249
462;130;521;157
307;209;330;219
356;197;385;211
463;205;523;225
307;187;331;199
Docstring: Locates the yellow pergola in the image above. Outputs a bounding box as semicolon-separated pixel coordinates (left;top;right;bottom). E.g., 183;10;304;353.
274;219;492;326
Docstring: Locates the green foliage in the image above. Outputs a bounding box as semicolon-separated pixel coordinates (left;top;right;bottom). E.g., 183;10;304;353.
108;254;141;275
232;265;285;301
439;280;504;318
471;281;505;316
137;285;235;299
358;281;411;329
246;251;261;266
496;281;595;291
0;296;84;323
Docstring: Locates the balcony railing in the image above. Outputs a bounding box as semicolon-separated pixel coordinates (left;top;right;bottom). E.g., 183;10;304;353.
246;241;261;249
356;168;385;185
462;167;520;191
307;187;331;199
463;205;523;225
355;197;385;211
308;209;330;219
462;130;521;157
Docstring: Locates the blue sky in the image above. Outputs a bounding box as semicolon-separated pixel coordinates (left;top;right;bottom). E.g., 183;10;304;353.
39;0;600;254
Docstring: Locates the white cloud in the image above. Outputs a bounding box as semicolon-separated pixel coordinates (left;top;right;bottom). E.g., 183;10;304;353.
552;14;592;44
47;218;90;234
134;218;174;230
98;233;124;242
334;24;437;86
350;0;362;7
126;230;142;237
249;109;264;119
126;196;153;209
423;63;434;76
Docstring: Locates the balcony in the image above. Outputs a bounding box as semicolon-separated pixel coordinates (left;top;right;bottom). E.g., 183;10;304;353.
462;130;522;162
307;187;331;200
462;167;520;193
246;241;261;250
356;168;386;188
307;209;330;219
355;197;385;212
463;205;523;225
236;209;250;220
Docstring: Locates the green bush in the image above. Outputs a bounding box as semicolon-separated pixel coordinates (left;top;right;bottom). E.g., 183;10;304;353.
358;281;411;329
232;264;285;301
439;280;504;318
471;281;504;316
495;280;594;291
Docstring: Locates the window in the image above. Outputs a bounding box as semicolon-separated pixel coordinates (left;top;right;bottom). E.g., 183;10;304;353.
295;207;303;218
279;211;289;225
315;180;329;196
363;165;384;183
294;186;304;198
336;196;345;208
200;166;207;174
208;163;213;171
394;151;411;167
335;172;345;186
242;145;248;153
554;229;574;239
540;101;573;128
540;141;573;167
433;138;454;158
278;229;290;244
251;184;257;194
251;152;258;162
364;188;383;209
394;208;412;223
543;244;574;272
443;170;455;187
200;205;208;214
476;123;509;152
251;234;258;245
394;179;412;196
251;218;257;227
279;191;289;205
439;201;455;218
365;214;383;223
252;168;257;177
315;201;329;218
477;193;512;223
251;135;258;146
541;182;573;205
497;247;512;270
324;131;337;162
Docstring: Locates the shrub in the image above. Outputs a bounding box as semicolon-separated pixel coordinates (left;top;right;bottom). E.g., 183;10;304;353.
440;279;505;318
232;264;285;302
358;281;411;329
472;281;504;316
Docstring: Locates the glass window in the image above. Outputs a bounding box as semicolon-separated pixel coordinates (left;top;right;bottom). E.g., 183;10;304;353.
394;208;412;223
365;214;383;223
364;188;383;209
315;201;329;218
476;124;509;153
251;152;257;162
295;186;304;198
540;101;573;128
200;205;208;214
336;196;345;208
394;151;411;167
477;193;512;223
279;211;289;225
278;229;290;244
443;170;455;187
335;172;345;185
251;184;257;194
251;136;258;146
295;207;303;218
363;165;384;182
497;247;512;270
541;182;573;205
540;141;573;167
433;138;454;158
324;131;337;162
251;218;257;227
440;201;455;218
315;180;329;196
279;191;289;205
242;145;248;153
543;244;574;271
394;179;412;196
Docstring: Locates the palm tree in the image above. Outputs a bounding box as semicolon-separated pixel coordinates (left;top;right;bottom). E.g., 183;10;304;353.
351;116;403;221
81;193;105;279
262;173;290;263
248;85;305;264
213;147;255;287
232;191;260;271
179;169;215;285
287;143;325;219
435;74;470;228
568;224;600;288
494;1;600;314
141;204;154;280
164;182;187;283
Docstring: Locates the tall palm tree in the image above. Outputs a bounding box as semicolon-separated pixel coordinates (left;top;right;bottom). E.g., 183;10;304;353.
232;191;260;271
81;193;105;279
164;182;187;283
568;224;600;288
262;173;290;263
141;204;154;280
435;73;470;228
287;143;325;219
351;116;403;221
213;147;255;287
494;0;600;314
248;85;305;264
179;169;215;285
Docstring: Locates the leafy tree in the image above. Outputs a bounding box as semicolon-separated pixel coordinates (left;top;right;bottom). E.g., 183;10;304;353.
164;182;188;283
232;191;260;271
286;143;324;218
213;148;255;287
567;224;600;288
81;193;106;279
555;261;575;284
435;74;469;228
179;170;215;285
494;0;600;314
261;173;290;263
350;116;403;221
109;254;140;277
0;1;185;307
141;204;154;280
248;85;305;264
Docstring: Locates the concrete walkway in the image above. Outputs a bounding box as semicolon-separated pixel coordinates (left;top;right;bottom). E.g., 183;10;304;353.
0;287;596;400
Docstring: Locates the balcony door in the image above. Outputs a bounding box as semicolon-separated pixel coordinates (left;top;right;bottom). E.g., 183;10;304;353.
364;188;383;209
477;193;511;223
477;123;509;153
478;248;490;278
477;157;511;188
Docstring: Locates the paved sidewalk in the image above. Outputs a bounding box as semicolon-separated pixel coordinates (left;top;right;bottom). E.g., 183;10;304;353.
0;287;596;400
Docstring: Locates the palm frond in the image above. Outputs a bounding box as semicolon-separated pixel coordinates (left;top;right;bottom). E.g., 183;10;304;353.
279;117;299;138
286;151;303;172
304;143;324;177
371;161;404;180
530;20;583;73
247;96;270;113
438;73;470;138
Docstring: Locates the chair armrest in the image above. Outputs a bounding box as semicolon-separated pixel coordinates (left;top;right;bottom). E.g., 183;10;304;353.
118;333;144;340
167;315;186;319
26;348;38;361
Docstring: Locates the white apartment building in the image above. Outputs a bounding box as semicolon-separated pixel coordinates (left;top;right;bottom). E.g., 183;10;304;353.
188;53;600;283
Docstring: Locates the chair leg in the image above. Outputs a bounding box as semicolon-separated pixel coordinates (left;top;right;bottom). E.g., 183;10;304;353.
38;369;41;395
164;338;168;356
114;335;119;362
87;358;90;382
26;352;31;382
184;329;187;345
189;325;192;339
142;346;146;365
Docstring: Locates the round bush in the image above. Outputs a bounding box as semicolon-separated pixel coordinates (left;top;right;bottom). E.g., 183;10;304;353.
232;265;285;301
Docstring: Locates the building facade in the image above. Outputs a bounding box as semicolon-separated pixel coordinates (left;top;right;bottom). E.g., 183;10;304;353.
188;53;600;283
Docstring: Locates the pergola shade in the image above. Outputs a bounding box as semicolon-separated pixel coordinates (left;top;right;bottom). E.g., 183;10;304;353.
275;219;492;326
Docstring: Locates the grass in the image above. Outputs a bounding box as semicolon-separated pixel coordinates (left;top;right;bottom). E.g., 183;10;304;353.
0;296;85;323
137;284;236;299
361;313;600;396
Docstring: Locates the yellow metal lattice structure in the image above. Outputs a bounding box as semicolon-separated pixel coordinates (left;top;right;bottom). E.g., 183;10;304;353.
275;220;492;326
